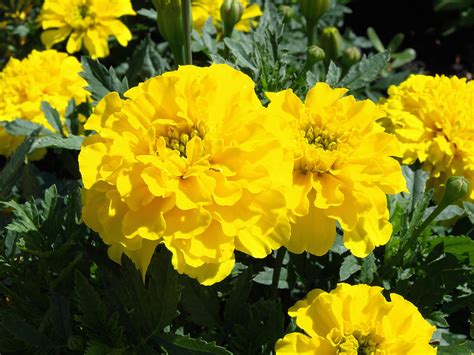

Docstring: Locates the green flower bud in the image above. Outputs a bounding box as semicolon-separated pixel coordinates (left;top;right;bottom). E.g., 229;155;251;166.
441;176;470;205
220;0;244;37
319;26;342;62
300;0;330;26
279;5;295;21
342;47;362;67
307;45;325;65
152;0;184;47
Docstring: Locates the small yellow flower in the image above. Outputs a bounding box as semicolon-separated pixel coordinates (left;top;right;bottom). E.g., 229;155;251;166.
192;0;262;33
380;74;474;201
0;50;89;157
40;0;135;59
267;83;406;258
276;283;437;354
79;64;293;285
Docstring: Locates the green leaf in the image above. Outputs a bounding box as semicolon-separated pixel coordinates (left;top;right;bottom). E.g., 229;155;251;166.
338;52;390;91
74;271;123;346
31;135;84;151
224;268;252;325
41;101;64;136
0;311;49;347
430;235;474;264
463;201;474;223
391;48;416;68
358;253;376;283
402;165;428;214
0;119;52;136
428;311;449;327
180;277;220;328
367;27;385;52
325;61;342;87
339;255;361;281
136;8;157;20
65;99;79;135
223;38;258;72
253;266;288;289
387;33;404;52
155;333;231;355
126;36;169;86
423;205;465;222
80;57;129;101
0;131;38;200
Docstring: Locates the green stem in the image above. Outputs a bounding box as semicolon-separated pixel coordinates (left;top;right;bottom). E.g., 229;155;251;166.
306;21;318;47
271;248;286;299
412;202;448;240
181;0;192;65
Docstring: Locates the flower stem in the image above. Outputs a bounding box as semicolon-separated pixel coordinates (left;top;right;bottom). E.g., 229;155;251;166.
271;248;286;299
181;0;192;64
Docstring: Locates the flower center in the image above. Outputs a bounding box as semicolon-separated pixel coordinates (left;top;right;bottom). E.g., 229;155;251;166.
69;1;94;30
303;125;338;151
337;331;379;355
159;126;204;158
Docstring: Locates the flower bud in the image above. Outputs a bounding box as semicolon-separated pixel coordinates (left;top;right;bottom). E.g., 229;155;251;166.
300;0;330;26
441;176;470;205
152;0;184;47
279;5;295;21
307;45;325;65
319;26;342;62
342;47;362;67
220;0;244;37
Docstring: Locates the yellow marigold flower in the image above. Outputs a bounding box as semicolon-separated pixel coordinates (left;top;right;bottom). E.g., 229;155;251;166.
192;0;262;33
379;74;474;201
267;83;406;258
40;0;135;59
275;283;437;354
0;49;89;157
79;64;292;285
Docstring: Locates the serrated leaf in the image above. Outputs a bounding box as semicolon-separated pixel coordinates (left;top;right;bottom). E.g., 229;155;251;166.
428;311;449;327
41;101;64;136
0;131;38;200
80;57;129;101
402;165;428;214
155;333;231;355
431;236;474;265
65;99;79;135
339;255;361;281
338;52;390;91
325;61;341;87
253;266;288;289
463;201;474;223
0;311;49;347
358;253;376;283
224;268;252;325
223;38;258;72
180;277;220;328
31;135;84;151
0;119;52;136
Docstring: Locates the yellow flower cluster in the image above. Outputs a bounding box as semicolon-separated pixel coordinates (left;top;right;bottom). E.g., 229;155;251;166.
276;283;437;354
192;0;262;33
40;0;135;59
267;84;406;258
79;64;293;285
380;74;474;201
0;49;88;157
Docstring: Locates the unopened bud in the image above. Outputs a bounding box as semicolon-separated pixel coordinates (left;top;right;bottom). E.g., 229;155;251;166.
307;45;325;65
152;0;185;47
441;176;470;205
300;0;330;26
279;5;295;21
342;47;362;67
319;27;342;62
220;0;244;37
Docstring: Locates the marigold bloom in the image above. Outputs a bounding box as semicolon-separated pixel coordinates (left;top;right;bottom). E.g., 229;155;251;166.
0;50;88;157
40;0;135;59
379;75;474;201
79;64;292;285
192;0;261;33
267;84;406;258
276;283;437;354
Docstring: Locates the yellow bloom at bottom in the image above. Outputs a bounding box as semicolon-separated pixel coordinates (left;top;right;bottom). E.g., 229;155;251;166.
276;284;436;354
